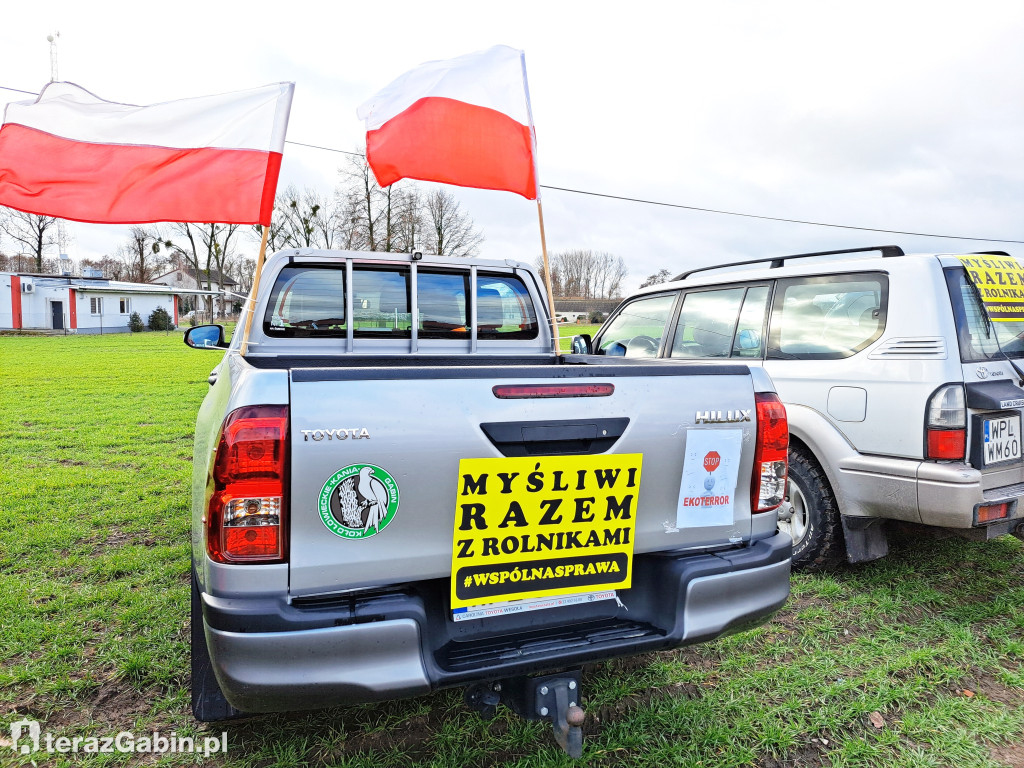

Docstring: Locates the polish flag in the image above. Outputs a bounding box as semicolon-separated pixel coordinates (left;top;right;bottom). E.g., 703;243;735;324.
0;81;294;226
358;46;537;200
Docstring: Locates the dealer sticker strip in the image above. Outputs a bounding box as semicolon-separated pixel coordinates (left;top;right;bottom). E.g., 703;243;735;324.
452;590;617;622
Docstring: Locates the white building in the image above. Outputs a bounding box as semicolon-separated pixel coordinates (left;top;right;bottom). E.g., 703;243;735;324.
151;266;241;317
0;272;214;334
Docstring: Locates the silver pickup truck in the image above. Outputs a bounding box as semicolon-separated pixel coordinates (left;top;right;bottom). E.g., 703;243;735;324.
185;249;792;755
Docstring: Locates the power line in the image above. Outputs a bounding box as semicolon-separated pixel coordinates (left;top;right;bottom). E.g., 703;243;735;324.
3;83;1023;244
538;186;1024;244
285;139;362;157
0;85;41;96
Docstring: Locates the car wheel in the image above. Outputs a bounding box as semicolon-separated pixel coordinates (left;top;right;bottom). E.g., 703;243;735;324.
778;448;844;571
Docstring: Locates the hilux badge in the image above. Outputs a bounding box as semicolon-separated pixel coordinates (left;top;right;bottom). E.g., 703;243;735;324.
694;409;751;424
318;464;400;539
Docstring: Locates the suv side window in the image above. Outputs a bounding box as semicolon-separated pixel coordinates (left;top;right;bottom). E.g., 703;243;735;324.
597;292;678;357
669;285;771;359
768;273;887;359
733;285;771;357
671;287;746;358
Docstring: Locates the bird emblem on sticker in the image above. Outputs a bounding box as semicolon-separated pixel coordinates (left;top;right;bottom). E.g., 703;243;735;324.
318;464;400;539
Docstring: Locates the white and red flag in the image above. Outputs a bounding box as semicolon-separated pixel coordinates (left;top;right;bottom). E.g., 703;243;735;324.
0;81;294;226
358;45;537;200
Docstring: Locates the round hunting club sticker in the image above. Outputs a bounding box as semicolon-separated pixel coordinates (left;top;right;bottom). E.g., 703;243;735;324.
319;464;400;539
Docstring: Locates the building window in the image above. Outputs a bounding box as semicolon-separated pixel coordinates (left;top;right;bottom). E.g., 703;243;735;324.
120;298;131;314
90;297;102;315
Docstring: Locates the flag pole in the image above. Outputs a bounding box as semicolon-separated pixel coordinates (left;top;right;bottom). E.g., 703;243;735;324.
239;224;269;356
536;198;559;355
519;51;559;356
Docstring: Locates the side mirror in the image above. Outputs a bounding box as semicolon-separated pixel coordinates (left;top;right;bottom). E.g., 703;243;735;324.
184;324;227;349
571;334;593;355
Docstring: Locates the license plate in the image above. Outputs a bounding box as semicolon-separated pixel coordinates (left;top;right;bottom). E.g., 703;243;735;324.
983;415;1021;466
450;453;642;610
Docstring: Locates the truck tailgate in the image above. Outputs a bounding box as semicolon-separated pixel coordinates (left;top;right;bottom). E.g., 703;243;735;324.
287;364;757;596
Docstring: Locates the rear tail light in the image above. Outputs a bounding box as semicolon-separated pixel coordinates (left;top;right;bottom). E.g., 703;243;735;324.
976;501;1011;524
752;392;789;513
207;405;288;563
925;384;966;460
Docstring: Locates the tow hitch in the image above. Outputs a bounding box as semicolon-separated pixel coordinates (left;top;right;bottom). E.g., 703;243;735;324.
465;671;586;758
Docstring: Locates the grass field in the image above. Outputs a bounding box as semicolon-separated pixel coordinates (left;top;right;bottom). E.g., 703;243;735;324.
557;325;600;352
0;331;1022;767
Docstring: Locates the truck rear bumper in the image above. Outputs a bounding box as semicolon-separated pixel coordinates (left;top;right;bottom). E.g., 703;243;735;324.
202;532;791;714
837;455;1024;532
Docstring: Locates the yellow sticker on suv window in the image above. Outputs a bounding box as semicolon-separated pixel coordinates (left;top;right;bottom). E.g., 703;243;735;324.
958;255;1024;322
451;454;642;610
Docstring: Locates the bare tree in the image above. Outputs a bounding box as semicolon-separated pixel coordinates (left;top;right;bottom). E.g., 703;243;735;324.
274;186;319;249
339;153;417;253
80;256;128;280
589;252;628;299
311;190;352;250
535;249;628;299
391;187;423;253
244;160;485;259
270;185;354;251
208;225;241;315
168;222;239;317
0;253;37;272
117;226;170;283
229;256;256;295
639;268;672;288
341;153;385;251
0;209;61;271
423;189;483;257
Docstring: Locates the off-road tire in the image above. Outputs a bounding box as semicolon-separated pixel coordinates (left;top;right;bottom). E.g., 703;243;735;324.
784;448;844;571
191;566;245;722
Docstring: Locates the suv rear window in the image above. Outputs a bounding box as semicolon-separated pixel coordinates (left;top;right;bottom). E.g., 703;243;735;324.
945;267;1024;361
264;265;538;339
768;273;887;359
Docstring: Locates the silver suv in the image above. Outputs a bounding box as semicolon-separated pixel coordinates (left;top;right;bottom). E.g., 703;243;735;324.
581;246;1024;569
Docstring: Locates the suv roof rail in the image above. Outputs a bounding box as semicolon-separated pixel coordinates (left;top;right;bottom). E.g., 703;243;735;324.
673;245;905;281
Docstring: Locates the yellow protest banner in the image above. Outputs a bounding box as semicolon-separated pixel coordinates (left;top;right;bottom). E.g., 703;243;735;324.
450;453;642;609
957;255;1024;322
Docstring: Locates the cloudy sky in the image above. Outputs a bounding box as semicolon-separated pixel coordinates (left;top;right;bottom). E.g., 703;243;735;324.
2;0;1021;291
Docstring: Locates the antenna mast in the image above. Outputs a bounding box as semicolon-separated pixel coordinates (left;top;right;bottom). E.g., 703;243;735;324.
47;31;74;274
47;31;60;82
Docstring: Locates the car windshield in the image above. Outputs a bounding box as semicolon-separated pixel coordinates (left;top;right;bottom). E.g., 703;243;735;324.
945;267;1024;361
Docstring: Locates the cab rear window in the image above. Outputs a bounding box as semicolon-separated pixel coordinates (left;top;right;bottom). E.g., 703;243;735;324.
263;265;538;339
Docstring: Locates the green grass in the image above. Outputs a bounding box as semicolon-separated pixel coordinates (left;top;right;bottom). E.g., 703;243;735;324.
1;332;1022;767
557;324;600;352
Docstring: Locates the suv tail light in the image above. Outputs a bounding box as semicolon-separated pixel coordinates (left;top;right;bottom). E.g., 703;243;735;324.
925;384;966;460
752;392;788;513
207;405;288;563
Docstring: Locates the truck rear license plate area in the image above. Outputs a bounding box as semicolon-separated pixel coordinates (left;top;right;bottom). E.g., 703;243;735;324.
982;414;1022;466
450;454;642;613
